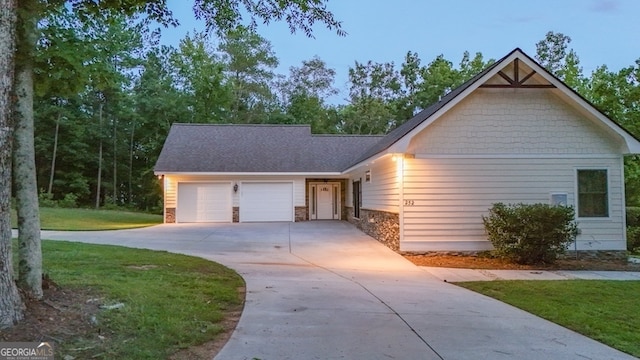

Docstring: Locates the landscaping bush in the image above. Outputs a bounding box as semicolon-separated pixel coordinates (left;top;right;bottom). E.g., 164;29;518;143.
628;226;640;252
483;203;579;264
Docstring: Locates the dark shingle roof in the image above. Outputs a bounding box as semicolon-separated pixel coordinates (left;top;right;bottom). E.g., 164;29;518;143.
154;124;383;173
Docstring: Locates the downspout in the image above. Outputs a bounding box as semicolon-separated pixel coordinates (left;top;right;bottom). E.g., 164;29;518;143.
620;156;627;251
160;174;166;223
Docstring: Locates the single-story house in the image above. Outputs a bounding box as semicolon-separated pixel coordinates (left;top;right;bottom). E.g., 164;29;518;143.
154;48;640;255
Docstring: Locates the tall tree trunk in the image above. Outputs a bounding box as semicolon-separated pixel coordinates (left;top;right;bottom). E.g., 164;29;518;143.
112;116;117;205
47;112;60;194
95;102;103;209
13;0;42;300
128;120;135;205
0;0;25;328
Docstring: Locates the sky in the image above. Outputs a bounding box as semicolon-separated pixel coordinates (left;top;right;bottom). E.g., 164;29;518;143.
161;0;640;104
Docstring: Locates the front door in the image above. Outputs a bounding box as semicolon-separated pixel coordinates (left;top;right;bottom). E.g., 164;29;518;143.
316;184;333;219
309;182;340;220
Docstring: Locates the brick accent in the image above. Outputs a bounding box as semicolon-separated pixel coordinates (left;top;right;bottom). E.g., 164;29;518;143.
233;207;239;223
295;206;308;222
165;208;176;223
348;208;400;251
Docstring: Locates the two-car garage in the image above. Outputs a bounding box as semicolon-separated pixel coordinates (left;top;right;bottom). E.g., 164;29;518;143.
175;181;294;223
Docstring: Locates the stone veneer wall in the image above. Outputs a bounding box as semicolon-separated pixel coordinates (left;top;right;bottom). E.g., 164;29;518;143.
347;207;400;251
233;207;239;223
165;208;176;223
295;206;308;222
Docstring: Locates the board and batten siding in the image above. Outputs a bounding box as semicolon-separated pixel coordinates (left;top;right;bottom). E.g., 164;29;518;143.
164;175;306;209
401;88;627;252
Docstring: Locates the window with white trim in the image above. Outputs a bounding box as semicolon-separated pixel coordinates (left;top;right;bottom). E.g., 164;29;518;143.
577;169;608;217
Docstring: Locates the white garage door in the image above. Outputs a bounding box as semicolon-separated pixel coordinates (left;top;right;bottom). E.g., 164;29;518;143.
177;183;231;222
240;182;293;222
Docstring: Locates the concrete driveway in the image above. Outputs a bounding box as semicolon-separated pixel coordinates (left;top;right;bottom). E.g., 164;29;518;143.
39;221;634;360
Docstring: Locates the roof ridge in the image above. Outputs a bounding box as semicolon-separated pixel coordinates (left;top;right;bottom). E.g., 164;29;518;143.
172;123;311;128
313;134;385;138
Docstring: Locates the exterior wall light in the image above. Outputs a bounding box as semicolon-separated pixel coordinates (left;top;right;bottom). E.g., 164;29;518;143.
233;183;238;192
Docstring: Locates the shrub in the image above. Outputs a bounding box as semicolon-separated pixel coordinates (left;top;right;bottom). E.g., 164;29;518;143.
38;191;58;208
483;203;579;264
625;208;640;252
58;193;78;208
626;207;640;227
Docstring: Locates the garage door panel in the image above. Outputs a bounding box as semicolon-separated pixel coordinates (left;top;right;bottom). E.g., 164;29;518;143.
177;183;231;222
240;182;293;222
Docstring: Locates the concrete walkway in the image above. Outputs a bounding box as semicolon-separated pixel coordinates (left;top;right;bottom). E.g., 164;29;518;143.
33;222;637;360
422;267;640;282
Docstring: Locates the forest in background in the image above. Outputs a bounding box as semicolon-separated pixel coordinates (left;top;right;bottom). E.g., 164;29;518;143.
33;8;640;213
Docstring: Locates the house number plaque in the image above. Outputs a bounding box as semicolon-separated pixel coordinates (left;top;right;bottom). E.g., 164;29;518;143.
404;200;415;206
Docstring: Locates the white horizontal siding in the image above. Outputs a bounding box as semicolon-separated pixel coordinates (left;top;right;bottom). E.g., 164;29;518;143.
401;157;625;252
164;176;177;208
164;175;306;208
346;156;399;213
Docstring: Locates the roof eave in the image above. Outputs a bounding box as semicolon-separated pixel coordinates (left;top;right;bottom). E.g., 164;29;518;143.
154;171;345;176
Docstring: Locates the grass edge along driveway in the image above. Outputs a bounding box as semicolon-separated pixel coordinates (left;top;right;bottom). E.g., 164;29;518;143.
11;207;163;230
34;240;243;359
458;280;640;358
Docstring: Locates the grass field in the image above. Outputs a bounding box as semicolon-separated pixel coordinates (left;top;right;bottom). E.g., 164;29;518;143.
458;280;640;357
42;240;244;359
11;207;163;230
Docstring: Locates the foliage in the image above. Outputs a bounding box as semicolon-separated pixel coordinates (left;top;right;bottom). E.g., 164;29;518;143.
41;240;244;359
626;207;640;227
58;193;78;208
37;191;78;208
459;281;640;358
191;0;345;37
219;26;278;123
23;23;640;213
482;203;579;264
38;191;58;208
626;207;640;251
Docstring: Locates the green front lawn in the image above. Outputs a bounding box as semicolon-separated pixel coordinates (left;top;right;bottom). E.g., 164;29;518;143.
458;281;640;357
43;240;244;359
11;207;163;230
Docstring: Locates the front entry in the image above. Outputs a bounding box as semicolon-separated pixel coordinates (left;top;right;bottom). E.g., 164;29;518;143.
309;182;340;220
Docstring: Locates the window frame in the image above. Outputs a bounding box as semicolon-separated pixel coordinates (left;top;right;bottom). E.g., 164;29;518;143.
352;179;361;218
576;168;610;219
